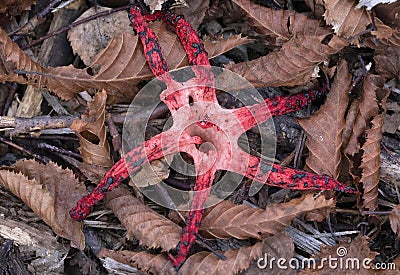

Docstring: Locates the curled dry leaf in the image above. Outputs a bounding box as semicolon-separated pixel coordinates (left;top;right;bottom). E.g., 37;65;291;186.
179;241;263;275
200;193;335;239
226;34;347;87
343;75;389;210
361;114;386;210
323;0;371;39
389;205;400;236
344;75;389;156
297;60;351;178
98;248;175;275
233;0;330;45
0;23;251;104
105;186;181;251
301;235;379;274
0;159;87;249
70;90;112;180
342;98;360;149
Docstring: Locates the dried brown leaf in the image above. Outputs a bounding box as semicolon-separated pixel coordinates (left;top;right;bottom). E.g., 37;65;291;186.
384;101;400;134
180;242;263;275
0;27;46;84
244;233;296;275
98;248;175;275
0;159;87;249
302;235;378;274
200;193;335;239
226;34;347;87
374;46;400;80
233;0;330;44
99;242;263;275
130;156;172;188
105;187;181;251
304;0;325;19
344;75;388;157
342;98;360;149
323;0;371;39
385;28;400;46
68;7;134;66
390;205;400;236
364;24;400;48
0;24;251;104
342;75;389;210
370;19;394;40
72;22;250;103
0;0;35;17
297;60;351;178
374;1;400;28
360;114;386;211
70;90;112;180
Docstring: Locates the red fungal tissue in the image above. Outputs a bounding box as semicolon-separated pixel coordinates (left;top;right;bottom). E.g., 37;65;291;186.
70;5;359;270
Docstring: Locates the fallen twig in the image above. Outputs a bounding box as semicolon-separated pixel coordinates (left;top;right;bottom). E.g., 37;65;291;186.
0;115;76;136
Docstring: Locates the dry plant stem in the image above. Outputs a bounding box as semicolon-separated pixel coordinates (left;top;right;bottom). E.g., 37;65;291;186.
36;142;82;159
9;0;64;36
280;150;295;166
22;135;78;141
362;211;391;215
110;102;169;124
381;142;400;166
0;115;76;135
0;136;49;163
294;130;306;168
194;233;227;260
20;5;130;50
